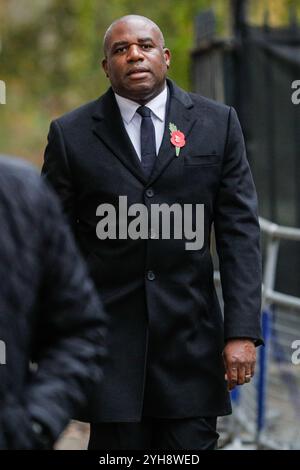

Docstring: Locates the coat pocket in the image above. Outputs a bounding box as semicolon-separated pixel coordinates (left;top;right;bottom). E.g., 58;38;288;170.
184;154;220;166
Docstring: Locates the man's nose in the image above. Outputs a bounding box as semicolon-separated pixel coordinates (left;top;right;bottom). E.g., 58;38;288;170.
127;44;143;62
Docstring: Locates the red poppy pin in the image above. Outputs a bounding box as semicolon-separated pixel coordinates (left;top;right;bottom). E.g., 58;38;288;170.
169;123;186;157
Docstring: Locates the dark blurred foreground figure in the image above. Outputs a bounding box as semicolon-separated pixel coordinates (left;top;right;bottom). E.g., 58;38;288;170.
0;156;107;449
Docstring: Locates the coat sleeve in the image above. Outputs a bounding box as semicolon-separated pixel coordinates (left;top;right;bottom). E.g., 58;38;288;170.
24;181;108;444
214;106;263;345
42;120;76;229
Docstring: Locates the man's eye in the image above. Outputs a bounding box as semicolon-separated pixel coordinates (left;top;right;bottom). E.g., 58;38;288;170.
142;44;152;50
115;47;127;54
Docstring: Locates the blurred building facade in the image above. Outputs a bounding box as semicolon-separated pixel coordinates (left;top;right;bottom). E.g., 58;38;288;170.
192;0;300;297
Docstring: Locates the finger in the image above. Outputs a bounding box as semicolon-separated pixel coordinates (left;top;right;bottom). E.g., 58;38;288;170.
227;366;238;391
251;361;256;377
238;365;246;385
245;364;252;383
223;354;229;383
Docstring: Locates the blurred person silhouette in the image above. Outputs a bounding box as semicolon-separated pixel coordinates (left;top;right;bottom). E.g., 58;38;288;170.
0;155;108;449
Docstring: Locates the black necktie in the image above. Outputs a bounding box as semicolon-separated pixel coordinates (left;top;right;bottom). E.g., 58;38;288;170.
137;106;156;178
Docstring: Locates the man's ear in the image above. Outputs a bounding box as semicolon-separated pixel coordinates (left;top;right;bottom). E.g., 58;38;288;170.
102;58;109;78
163;48;171;69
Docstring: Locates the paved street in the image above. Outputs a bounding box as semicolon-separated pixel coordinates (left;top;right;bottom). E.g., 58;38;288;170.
55;421;90;450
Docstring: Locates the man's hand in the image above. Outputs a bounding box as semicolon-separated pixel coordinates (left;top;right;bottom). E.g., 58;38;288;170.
222;339;256;391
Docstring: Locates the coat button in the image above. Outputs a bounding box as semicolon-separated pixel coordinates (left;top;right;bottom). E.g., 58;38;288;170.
145;188;154;198
147;270;156;281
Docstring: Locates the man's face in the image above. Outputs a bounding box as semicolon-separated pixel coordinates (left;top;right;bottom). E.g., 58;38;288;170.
102;19;171;104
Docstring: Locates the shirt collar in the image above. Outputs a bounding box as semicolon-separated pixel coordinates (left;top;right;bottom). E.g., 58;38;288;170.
114;84;168;124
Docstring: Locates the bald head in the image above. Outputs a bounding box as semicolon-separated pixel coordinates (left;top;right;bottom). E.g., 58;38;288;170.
103;15;165;57
101;14;170;104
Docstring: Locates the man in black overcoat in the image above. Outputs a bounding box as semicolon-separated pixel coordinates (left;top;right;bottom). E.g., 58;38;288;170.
42;15;263;450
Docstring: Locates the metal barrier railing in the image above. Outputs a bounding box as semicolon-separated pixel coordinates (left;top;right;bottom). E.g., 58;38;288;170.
215;217;300;449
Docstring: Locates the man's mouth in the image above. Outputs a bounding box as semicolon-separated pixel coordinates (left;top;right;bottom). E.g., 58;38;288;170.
127;68;150;78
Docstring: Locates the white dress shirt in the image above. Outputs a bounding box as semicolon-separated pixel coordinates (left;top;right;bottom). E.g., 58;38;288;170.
114;85;168;160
